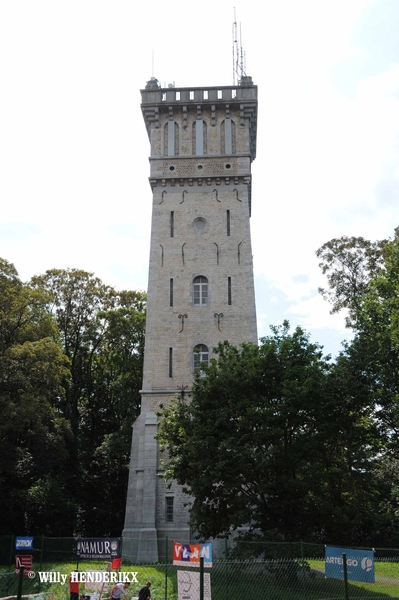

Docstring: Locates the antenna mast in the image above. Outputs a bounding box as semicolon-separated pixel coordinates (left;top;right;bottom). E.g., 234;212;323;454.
232;8;246;86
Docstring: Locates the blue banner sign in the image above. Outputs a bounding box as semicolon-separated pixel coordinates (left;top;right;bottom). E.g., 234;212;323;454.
15;537;33;550
325;546;374;583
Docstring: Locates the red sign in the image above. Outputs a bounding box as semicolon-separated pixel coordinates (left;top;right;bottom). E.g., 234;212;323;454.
15;555;33;576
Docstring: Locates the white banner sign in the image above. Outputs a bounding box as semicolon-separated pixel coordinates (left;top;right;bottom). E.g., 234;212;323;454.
177;571;211;600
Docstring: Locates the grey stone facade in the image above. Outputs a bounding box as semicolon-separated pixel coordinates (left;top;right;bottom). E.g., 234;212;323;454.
122;78;258;562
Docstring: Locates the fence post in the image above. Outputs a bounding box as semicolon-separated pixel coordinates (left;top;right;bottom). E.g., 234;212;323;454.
40;534;44;571
9;534;14;572
225;539;229;600
300;540;306;595
76;538;80;571
16;565;24;600
342;553;349;600
165;537;168;600
200;557;204;600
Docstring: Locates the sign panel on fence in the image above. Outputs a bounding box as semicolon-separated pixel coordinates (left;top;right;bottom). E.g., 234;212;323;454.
15;555;33;576
76;538;120;560
177;570;211;600
173;542;213;568
325;546;375;583
15;536;33;550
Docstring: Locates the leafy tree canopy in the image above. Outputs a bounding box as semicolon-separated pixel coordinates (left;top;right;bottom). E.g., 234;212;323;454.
29;268;146;535
0;260;74;534
316;234;389;323
0;261;146;536
157;322;383;544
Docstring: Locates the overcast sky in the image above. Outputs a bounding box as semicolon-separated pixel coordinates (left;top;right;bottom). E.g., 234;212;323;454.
1;0;399;358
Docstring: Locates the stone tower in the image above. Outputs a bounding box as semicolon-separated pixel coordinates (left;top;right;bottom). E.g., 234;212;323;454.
122;76;258;562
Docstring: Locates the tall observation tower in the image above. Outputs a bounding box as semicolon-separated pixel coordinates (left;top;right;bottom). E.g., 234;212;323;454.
122;74;258;562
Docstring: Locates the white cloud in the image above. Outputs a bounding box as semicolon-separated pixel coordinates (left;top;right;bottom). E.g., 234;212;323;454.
0;0;398;357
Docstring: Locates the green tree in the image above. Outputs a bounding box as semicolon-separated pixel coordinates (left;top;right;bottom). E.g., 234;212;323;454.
0;260;74;534
77;294;146;535
317;229;399;448
353;236;399;450
317;228;399;543
157;322;381;544
316;235;388;323
31;269;146;535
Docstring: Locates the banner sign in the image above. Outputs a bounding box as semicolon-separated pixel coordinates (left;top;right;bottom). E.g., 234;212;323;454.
15;555;33;576
173;542;212;568
15;537;33;550
325;546;375;583
76;538;120;560
177;570;211;600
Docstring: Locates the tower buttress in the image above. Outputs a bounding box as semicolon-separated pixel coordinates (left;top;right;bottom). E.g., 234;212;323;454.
123;77;258;562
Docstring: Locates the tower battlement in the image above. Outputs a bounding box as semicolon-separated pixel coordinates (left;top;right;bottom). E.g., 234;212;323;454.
141;82;257;105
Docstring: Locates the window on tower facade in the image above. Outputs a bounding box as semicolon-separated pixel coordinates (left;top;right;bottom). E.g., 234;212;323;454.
165;496;174;523
193;344;209;372
221;119;236;154
193;276;208;306
169;347;173;378
192;120;207;155
164;121;179;156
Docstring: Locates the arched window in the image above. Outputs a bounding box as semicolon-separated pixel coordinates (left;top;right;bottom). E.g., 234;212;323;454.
193;276;208;306
164;121;179;156
193;344;209;372
221;118;236;154
192;120;207;155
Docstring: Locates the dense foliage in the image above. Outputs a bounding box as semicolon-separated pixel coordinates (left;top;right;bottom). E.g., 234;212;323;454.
157;227;399;546
4;226;399;545
0;260;145;536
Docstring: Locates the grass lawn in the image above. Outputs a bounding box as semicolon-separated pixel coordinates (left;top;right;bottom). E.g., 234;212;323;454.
1;560;399;600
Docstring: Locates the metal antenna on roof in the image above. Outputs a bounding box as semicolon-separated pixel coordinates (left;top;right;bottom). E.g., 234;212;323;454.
232;8;246;85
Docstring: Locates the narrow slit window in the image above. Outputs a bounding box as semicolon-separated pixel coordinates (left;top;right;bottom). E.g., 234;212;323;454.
166;497;174;523
228;277;232;305
227;210;231;236
170;211;174;238
169;347;173;378
170;278;173;307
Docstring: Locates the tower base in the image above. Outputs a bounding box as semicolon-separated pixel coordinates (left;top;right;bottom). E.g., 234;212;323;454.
122;526;192;563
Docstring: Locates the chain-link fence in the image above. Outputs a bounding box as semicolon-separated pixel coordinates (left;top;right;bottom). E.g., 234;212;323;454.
0;536;76;570
2;560;399;600
1;537;399;600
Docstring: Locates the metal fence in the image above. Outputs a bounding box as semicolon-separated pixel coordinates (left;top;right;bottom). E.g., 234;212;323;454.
2;560;399;600
1;537;399;600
